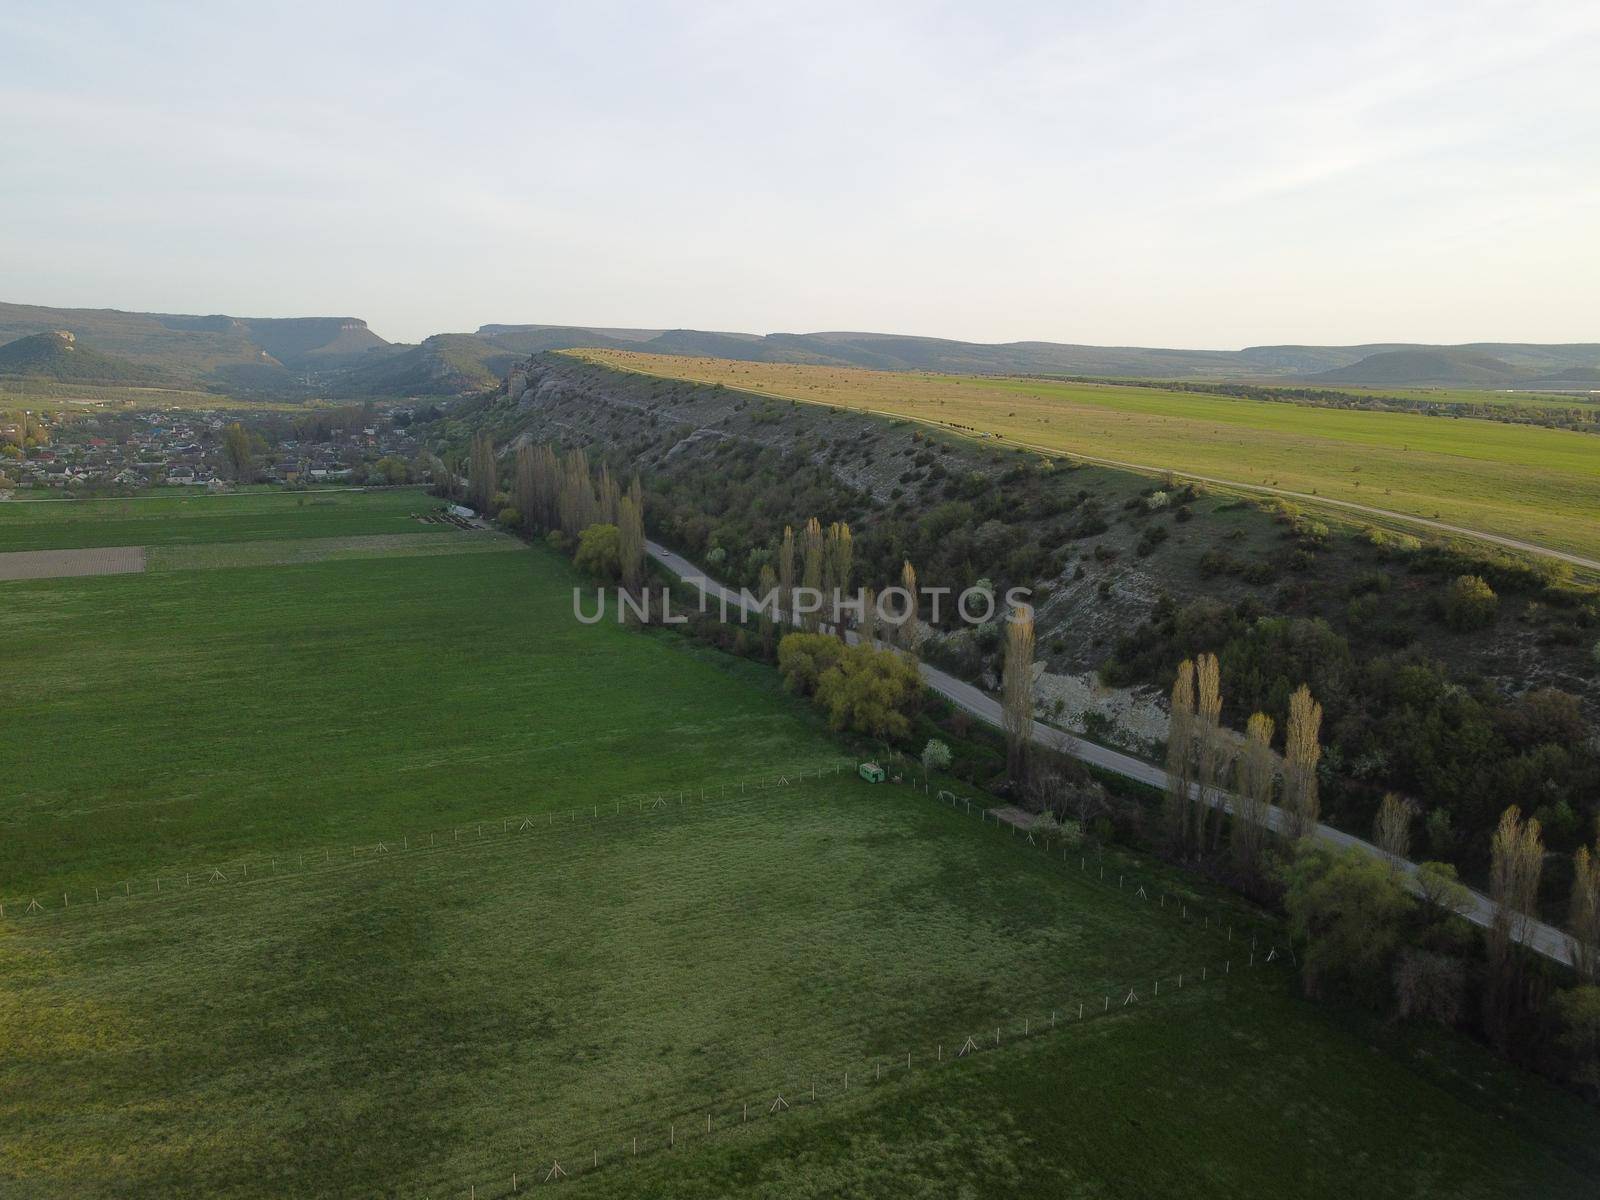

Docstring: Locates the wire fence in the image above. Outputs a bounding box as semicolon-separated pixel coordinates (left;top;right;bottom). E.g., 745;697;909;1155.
6;755;1295;1200
430;941;1293;1197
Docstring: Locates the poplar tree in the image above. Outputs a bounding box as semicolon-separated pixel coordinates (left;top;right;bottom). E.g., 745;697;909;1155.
1193;652;1223;851
1231;712;1275;879
1570;841;1600;985
1486;806;1545;1042
1001;605;1036;782
514;444;537;528
559;448;595;535
596;463;620;525
757;564;779;657
535;445;561;528
618;496;645;595
1283;684;1323;842
801;517;824;632
468;431;497;514
859;587;878;648
1164;659;1197;856
1373;793;1417;869
778;525;796;629
898;560;921;656
826;521;854;639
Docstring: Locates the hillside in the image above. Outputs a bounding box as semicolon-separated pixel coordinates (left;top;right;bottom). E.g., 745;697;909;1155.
0;330;170;385
469;352;1599;867
327;332;520;397
0;301;395;391
1307;349;1527;388
565;348;1600;566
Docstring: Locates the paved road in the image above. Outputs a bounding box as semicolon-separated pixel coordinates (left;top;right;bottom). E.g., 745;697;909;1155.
646;539;1574;965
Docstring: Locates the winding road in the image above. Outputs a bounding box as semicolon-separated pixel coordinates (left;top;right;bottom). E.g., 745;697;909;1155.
646;539;1574;966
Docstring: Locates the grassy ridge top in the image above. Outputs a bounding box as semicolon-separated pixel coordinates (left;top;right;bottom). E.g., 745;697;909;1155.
569;349;1600;564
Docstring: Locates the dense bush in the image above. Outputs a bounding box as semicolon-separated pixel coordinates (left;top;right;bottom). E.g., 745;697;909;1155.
574;523;621;579
1445;574;1499;630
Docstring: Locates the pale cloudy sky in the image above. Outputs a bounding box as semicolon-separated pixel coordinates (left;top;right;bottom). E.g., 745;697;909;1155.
2;0;1596;347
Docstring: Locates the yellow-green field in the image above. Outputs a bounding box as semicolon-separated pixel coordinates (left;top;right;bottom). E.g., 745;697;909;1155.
0;378;315;412
570;350;1600;565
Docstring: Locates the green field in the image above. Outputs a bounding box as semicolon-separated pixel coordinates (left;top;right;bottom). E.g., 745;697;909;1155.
0;378;313;411
2;491;1596;1198
573;350;1600;564
0;488;430;551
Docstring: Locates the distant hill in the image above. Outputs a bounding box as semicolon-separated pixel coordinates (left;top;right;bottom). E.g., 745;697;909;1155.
1530;367;1600;385
329;334;522;397
478;324;1284;377
0;330;170;385
4;298;1597;397
478;323;1600;384
1305;349;1527;388
0;301;396;391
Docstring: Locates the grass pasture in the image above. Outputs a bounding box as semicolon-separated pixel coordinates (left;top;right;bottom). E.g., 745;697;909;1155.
2;493;1597;1198
0;488;430;551
570;350;1600;564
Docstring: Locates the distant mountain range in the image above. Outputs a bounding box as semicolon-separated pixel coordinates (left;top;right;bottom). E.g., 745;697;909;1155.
0;301;399;396
478;324;1600;389
2;300;1596;397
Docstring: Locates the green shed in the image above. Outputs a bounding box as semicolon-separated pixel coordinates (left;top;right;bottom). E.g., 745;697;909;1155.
858;761;886;784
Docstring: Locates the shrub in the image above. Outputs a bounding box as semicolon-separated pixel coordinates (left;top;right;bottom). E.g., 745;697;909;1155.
814;643;923;738
1444;574;1499;630
777;632;845;696
1394;949;1466;1027
1414;860;1472;917
1282;846;1414;1006
1553;986;1600;1095
496;506;520;527
921;738;952;772
1136;526;1169;557
574;523;622;579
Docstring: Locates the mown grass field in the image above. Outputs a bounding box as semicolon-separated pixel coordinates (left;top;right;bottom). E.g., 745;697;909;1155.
570;350;1600;563
2;492;1597;1198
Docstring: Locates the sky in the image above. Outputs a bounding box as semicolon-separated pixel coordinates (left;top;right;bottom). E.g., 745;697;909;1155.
2;0;1597;348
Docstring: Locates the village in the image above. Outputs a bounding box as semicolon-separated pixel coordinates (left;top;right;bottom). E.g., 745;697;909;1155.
0;404;424;493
